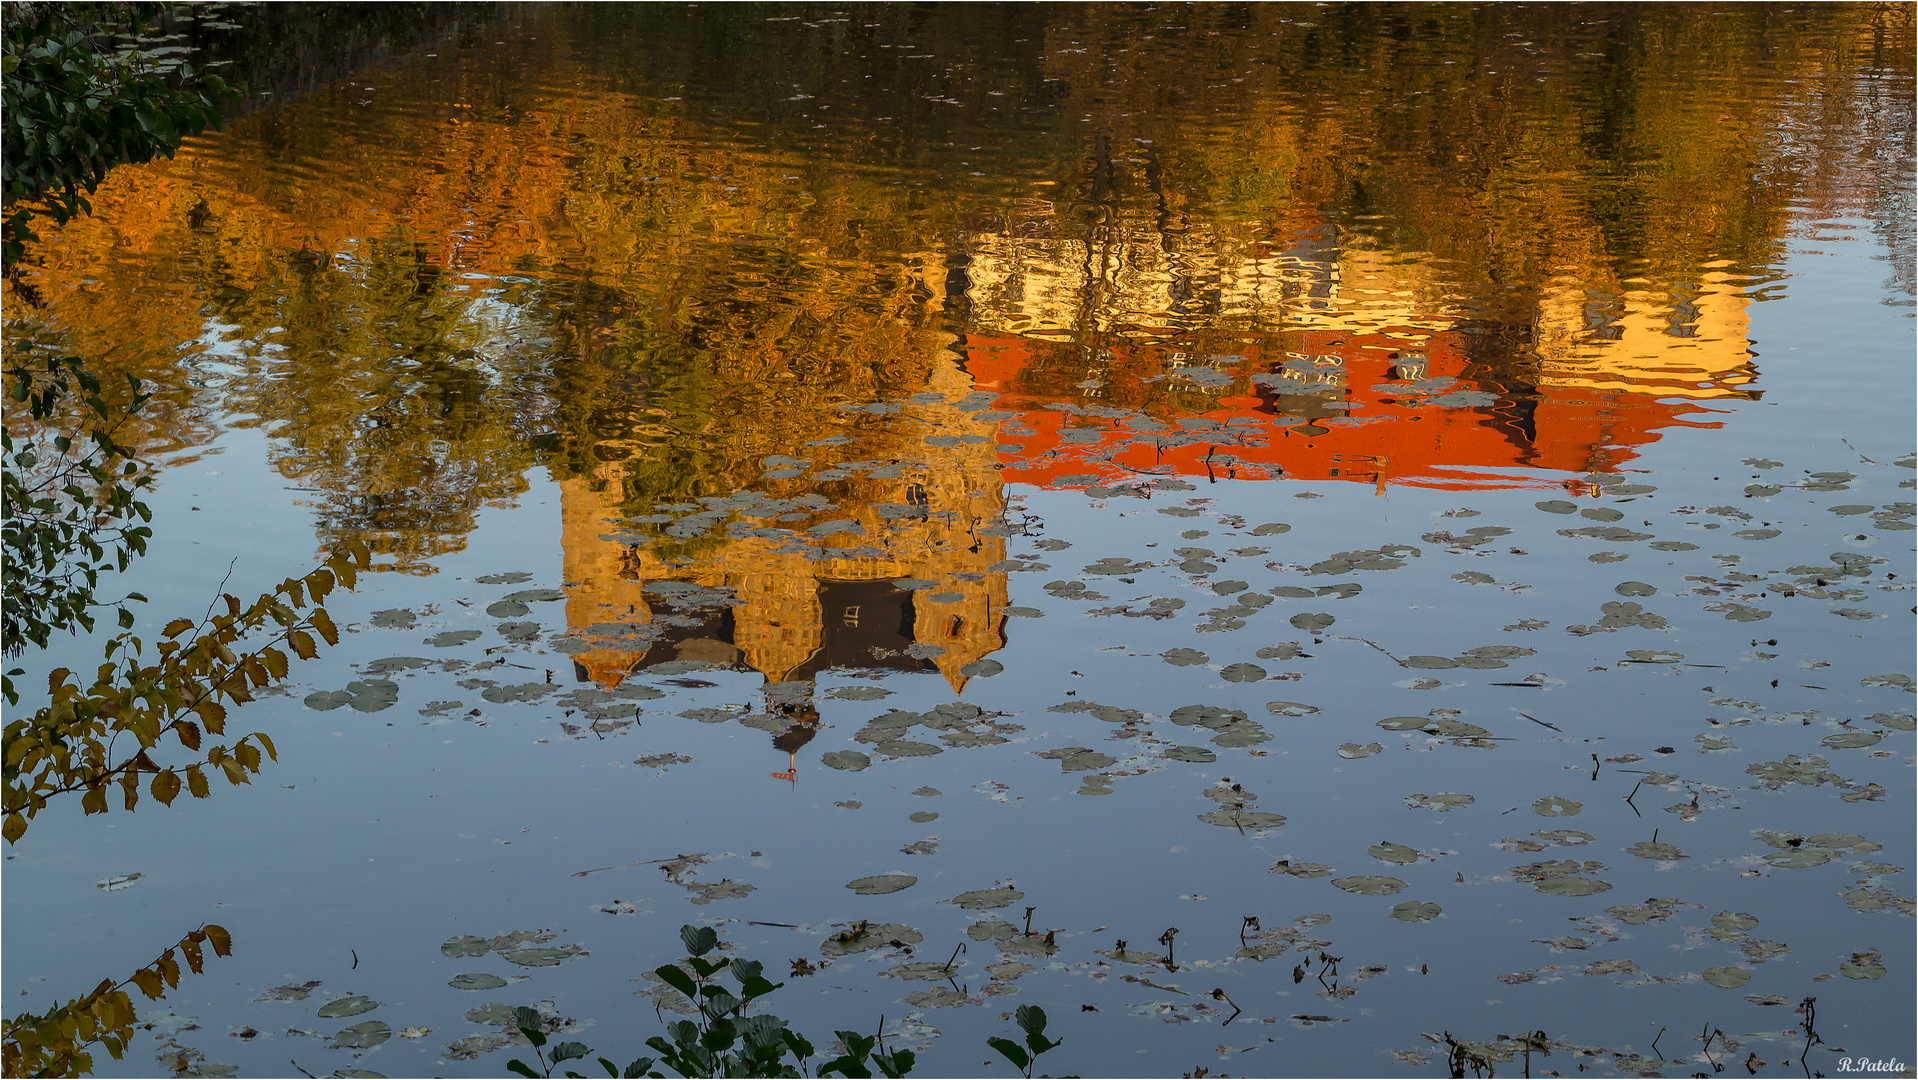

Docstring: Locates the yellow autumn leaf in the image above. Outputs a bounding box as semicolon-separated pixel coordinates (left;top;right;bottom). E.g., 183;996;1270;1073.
309;609;339;646
194;699;224;734
288;630;317;660
127;970;163;1000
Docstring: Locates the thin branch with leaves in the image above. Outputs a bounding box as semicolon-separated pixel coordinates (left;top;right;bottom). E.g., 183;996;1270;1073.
2;540;370;842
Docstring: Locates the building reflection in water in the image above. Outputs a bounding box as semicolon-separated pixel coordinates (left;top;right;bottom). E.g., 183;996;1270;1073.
549;229;1763;782
557;351;1009;776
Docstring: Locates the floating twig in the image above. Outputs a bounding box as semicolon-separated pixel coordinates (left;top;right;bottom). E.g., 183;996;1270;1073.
1517;711;1561;733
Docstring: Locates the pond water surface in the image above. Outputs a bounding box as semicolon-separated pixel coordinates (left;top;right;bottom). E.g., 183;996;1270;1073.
4;4;1914;1077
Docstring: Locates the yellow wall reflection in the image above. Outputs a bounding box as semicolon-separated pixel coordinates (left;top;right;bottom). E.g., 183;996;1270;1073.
560;351;1008;694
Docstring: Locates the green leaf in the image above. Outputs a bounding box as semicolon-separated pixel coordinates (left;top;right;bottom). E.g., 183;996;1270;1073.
987;1037;1029;1071
655;964;698;1000
682;924;719;956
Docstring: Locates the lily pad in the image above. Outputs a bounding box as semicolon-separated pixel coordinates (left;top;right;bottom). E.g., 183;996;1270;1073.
1840;949;1886;980
1405;793;1474;811
1037;747;1117;776
1369;842;1419;865
369;609;416;628
464;1003;518;1026
847;875;918;895
1535;500;1578;514
442;935;490;958
1626;841;1686;860
447;974;509;991
905;987;977;1008
485;600;530;618
444;1032;521;1059
426;630;484;648
1337;742;1384;759
1332;875;1408;896
1606;899;1682;924
1711;911;1760;937
1405;655;1458;669
317;996;379;1018
475;573;533;585
496;621;541;641
1250;523;1292;535
330;1021;392;1049
958;659;1003;677
820;751;871;772
1532;796;1583;817
1533;876;1612;897
953;888;1023;910
1165;746;1216;763
482;683;550;704
501;945;585;967
1289;612;1335;631
1172;705;1246;729
1212;722;1273;747
258;981;322;1001
1198;809;1287;829
883;961;963;981
825;685;892;701
1220;663;1267;682
1614;581;1657;596
1389;901;1442;922
1265;701;1320;716
503;588;565;603
875;740;942;758
821;923;922;956
1162;648;1210;666
1270;860;1333;879
1701;966;1751;989
1821;731;1882;749
1377;716;1432;731
305;680;398;713
688;880;755;905
1762;847;1840;869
